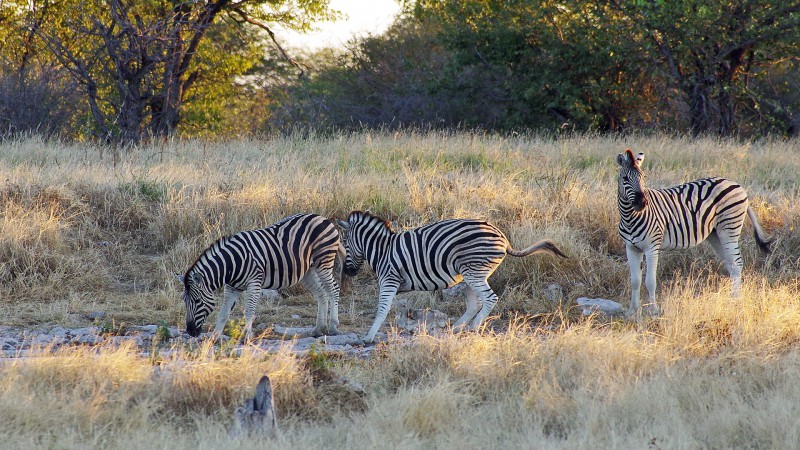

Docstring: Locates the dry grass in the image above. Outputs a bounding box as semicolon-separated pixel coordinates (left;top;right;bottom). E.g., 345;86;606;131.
0;132;799;448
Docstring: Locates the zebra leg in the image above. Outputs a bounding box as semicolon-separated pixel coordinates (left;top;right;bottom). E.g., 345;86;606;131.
316;267;341;335
213;285;241;339
464;277;499;331
643;248;660;316
625;244;644;317
242;282;262;342
363;282;399;344
707;230;744;297
301;270;329;337
452;284;482;333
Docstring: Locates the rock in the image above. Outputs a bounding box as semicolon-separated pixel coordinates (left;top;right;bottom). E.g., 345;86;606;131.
107;336;145;347
396;298;449;334
0;337;19;351
291;337;319;351
27;333;65;347
543;283;564;304
71;326;100;337
318;333;361;346
71;334;103;345
49;327;69;338
290;314;301;320
133;325;159;334
442;282;468;302
253;323;268;332
575;297;625;317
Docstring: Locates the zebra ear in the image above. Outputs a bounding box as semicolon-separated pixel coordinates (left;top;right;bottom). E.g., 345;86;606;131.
175;273;185;284
190;272;204;286
337;219;350;230
635;152;645;166
618;148;636;167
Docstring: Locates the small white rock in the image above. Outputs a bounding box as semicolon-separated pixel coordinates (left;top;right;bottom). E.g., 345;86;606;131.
576;297;625;317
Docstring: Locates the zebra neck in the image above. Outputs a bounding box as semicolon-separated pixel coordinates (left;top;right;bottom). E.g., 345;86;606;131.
365;233;392;268
618;190;650;221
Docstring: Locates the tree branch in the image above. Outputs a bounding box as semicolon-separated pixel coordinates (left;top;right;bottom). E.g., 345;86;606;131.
230;7;306;78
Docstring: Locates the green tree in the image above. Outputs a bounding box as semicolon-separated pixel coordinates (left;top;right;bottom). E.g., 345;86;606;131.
608;0;800;136
407;0;651;131
19;0;335;142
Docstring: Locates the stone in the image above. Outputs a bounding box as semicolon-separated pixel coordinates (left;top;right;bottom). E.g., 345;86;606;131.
442;282;468;302
575;297;625;317
107;336;145;347
396;298;449;334
71;326;100;337
71;334;103;345
318;333;361;346
291;337;319;351
133;325;159;334
49;327;69;338
0;337;19;351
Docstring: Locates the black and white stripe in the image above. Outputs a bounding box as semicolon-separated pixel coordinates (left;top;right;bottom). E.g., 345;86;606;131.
179;213;344;338
338;211;566;343
616;149;772;315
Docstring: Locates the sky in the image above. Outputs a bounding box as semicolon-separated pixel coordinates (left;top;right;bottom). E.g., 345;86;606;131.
278;0;402;51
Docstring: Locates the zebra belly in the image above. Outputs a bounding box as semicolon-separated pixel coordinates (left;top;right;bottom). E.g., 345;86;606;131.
397;272;462;292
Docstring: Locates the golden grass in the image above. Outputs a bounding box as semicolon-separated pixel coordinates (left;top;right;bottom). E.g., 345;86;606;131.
0;132;799;448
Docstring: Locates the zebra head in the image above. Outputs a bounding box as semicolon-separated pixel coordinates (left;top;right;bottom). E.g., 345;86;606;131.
177;270;216;337
338;211;392;277
616;149;648;212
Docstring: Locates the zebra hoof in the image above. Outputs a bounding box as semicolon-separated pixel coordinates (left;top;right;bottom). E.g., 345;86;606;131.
310;328;325;338
643;304;661;317
624;308;642;321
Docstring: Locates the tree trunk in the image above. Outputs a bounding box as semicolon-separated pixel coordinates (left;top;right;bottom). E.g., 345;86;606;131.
687;81;712;137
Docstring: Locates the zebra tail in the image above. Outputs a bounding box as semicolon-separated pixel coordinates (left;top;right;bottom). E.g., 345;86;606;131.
507;240;568;259
334;241;347;282
747;206;773;254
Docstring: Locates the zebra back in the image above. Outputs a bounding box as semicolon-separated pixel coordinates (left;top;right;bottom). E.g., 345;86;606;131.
184;213;341;293
341;211;512;290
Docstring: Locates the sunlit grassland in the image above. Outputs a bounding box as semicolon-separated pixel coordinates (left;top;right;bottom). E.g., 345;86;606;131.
0;132;798;448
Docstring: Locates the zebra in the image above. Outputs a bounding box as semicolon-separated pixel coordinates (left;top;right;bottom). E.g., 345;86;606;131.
337;211;567;343
178;213;344;339
616;149;772;316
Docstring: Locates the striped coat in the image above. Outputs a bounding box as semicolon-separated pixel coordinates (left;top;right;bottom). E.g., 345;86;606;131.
179;213;344;339
616;149;771;315
338;211;566;342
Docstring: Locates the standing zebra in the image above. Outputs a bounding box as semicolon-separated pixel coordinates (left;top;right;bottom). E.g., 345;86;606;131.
178;213;344;339
616;149;772;316
338;211;567;343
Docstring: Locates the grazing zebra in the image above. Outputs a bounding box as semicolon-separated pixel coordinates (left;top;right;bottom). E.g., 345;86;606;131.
616;149;772;316
337;211;567;343
178;213;344;339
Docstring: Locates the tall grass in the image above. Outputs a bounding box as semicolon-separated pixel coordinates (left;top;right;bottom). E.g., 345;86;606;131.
0;132;798;448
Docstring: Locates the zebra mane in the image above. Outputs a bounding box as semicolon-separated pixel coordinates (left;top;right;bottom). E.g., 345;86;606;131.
350;210;393;232
183;234;233;287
